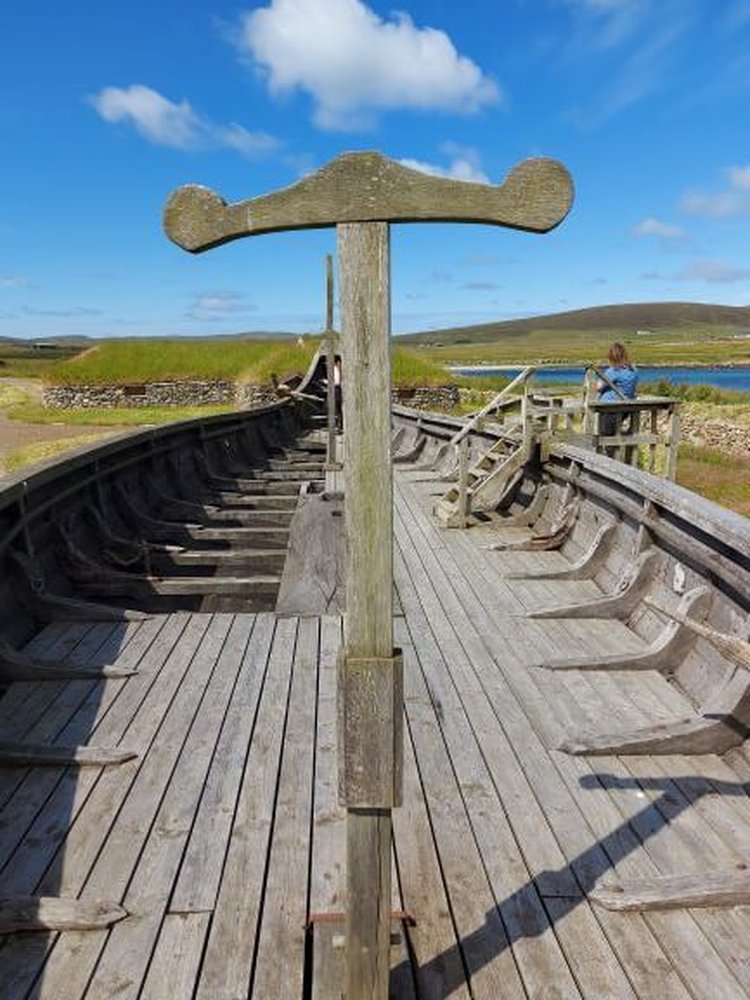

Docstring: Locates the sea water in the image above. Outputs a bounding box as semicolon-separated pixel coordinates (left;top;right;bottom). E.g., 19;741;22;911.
451;365;750;392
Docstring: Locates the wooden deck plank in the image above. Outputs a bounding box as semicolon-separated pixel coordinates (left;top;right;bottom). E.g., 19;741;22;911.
194;617;298;1000
0;612;202;998
555;664;750;994
83;614;252;1000
394;473;723;1000
309;615;345;916
392;712;472;1000
29;614;231;1000
397;634;528;1000
0;619;162;853
0;623;102;740
398;620;584;1000
0;463;748;1000
395;485;648;999
251;616;319;1000
169;612;276;913
431;510;750;999
139;912;212;1000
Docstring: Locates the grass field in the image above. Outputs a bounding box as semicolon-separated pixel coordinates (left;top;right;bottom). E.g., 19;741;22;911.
676;444;750;517
4;433;117;473
413;329;750;367
7;401;236;426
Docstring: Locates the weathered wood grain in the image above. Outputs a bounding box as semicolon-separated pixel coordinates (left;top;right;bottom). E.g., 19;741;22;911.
0;896;127;934
339;219;396;1000
591;869;750;912
276;493;345;615
164;151;574;252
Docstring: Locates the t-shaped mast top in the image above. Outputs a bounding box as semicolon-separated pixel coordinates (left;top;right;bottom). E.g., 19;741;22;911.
164;150;573;253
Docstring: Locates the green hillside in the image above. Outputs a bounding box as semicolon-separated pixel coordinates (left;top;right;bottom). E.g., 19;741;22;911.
400;302;750;345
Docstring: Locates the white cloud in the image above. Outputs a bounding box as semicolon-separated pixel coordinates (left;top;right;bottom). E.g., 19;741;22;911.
238;0;500;130
561;1;695;127
632;217;686;240
727;165;750;190
0;275;29;288
681;164;750;218
90;85;279;157
400;143;489;184
23;305;104;317
186;291;257;321
675;260;750;283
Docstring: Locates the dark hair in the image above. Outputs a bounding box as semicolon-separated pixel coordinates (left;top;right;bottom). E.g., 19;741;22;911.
608;342;631;367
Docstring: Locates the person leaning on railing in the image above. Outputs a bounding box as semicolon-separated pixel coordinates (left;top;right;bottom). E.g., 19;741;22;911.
597;342;638;457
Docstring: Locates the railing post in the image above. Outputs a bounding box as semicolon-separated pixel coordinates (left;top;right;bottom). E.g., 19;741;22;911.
457;435;470;528
324;254;339;469
583;368;597;437
665;402;682;481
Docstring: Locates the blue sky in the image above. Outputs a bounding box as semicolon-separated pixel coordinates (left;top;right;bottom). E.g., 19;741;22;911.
2;0;750;339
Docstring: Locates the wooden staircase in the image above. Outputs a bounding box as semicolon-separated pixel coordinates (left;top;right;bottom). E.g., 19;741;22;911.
433;436;530;528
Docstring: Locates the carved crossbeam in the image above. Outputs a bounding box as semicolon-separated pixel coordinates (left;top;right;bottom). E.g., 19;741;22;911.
165;151;573;252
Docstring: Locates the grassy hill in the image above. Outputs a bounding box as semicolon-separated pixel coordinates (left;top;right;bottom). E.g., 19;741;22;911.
400;302;750;345
397;302;750;366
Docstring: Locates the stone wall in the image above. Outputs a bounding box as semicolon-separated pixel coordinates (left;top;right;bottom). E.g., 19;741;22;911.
681;411;750;457
44;380;461;412
43;380;278;410
391;385;459;410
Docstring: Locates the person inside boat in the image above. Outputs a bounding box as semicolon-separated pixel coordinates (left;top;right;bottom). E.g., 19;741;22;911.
596;342;638;457
333;356;342;430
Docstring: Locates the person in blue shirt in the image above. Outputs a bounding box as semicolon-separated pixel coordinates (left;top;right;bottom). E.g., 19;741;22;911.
597;342;638;457
597;341;638;401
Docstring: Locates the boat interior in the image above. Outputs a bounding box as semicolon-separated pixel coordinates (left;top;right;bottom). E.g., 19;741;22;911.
0;382;749;999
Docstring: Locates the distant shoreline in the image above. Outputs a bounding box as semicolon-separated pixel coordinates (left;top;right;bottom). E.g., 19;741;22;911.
448;362;750;373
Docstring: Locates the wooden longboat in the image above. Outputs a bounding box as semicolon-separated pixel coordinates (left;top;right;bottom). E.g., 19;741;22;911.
0;362;749;1000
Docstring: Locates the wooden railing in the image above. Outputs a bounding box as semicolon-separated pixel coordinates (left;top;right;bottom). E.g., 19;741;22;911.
457;364;682;479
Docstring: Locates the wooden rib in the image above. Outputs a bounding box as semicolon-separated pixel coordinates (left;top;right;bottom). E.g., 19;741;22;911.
495;483;553;528
590;869;750;912
540;586;712;671
506;520;618;580
488;493;580;551
0;639;137;681
561;666;750;756
393;435;427;464
644;596;750;669
526;548;659;620
164;151;574;252
0;897;127;934
0;743;136;768
22;591;150;623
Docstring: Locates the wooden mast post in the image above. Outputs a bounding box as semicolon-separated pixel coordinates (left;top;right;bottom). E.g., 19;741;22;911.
163;149;574;1000
324;254;339;469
